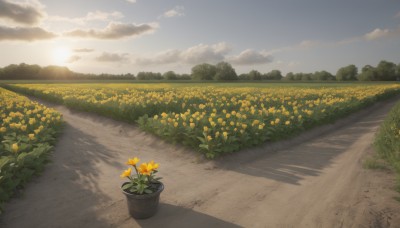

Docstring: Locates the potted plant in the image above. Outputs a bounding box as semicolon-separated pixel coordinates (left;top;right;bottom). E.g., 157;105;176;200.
120;157;163;219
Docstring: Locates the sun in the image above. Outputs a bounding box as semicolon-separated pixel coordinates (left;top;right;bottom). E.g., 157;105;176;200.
53;47;71;65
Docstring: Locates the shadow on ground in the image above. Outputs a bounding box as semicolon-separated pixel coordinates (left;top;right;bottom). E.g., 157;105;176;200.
216;101;392;185
0;122;124;228
137;203;241;228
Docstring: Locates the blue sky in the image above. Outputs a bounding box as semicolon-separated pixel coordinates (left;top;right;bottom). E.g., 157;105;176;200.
0;0;399;75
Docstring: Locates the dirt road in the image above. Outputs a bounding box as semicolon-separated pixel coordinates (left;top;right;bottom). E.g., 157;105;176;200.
1;96;400;228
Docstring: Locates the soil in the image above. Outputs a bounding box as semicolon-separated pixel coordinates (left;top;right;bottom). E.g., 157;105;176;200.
1;96;400;228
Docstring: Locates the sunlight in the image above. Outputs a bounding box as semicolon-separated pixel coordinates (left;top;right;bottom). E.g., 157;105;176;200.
52;47;71;65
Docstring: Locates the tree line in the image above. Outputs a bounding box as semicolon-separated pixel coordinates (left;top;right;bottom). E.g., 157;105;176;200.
0;60;399;81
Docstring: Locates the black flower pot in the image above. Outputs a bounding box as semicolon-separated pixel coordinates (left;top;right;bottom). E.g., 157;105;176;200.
121;182;164;219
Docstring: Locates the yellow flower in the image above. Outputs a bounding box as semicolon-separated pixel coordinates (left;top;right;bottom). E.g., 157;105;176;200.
28;134;35;140
126;157;140;166
258;124;264;130
29;118;36;125
120;168;132;178
190;123;195;129
12;143;19;153
138;163;152;176
285;121;290;125
149;160;159;170
21;125;27;131
207;135;212;141
0;127;6;133
203;126;209;132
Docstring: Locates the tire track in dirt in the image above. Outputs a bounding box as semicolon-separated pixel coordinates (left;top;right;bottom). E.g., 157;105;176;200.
1;96;400;228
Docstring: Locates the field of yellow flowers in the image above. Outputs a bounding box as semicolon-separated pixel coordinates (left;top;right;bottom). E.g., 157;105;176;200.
4;83;400;158
0;88;62;211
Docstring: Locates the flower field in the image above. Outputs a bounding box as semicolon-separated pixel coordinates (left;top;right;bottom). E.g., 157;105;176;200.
4;83;400;158
0;88;63;211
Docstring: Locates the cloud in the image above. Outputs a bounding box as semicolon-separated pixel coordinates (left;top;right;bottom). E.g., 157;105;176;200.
0;25;56;41
135;42;232;65
136;49;181;65
95;52;129;63
395;11;400;18
180;42;231;64
48;11;124;25
0;0;45;25
161;6;185;18
297;40;321;48
67;55;81;63
363;28;400;40
64;22;157;39
228;49;272;65
125;0;136;3
73;48;94;53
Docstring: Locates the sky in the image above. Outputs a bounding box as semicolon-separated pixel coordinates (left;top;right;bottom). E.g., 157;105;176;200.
0;0;399;75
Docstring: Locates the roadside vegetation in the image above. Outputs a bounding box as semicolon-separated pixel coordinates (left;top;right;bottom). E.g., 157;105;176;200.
0;88;63;212
373;101;400;193
2;83;400;159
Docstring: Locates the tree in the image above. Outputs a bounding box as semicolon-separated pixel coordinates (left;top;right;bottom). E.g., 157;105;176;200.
375;60;396;81
178;74;192;80
357;65;377;81
301;73;312;81
269;70;283;80
396;63;400;81
248;70;262;80
214;62;238;81
294;73;303;81
336;64;358;81
137;72;163;80
191;63;216;80
283;72;295;81
312;71;334;81
163;71;178;80
238;73;249;80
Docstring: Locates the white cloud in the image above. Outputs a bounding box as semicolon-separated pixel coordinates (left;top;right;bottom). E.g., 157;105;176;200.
297;40;321;48
364;28;392;40
136;49;180;65
180;43;229;64
67;55;81;63
0;25;56;41
0;0;46;26
228;49;272;65
73;48;94;53
95;52;129;63
48;11;124;25
125;0;136;3
64;22;157;40
135;42;232;65
161;6;185;18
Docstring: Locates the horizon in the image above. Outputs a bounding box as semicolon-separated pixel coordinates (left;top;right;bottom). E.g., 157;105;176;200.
0;0;399;75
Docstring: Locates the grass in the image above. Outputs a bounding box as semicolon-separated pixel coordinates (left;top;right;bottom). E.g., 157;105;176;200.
363;156;389;170
373;100;400;193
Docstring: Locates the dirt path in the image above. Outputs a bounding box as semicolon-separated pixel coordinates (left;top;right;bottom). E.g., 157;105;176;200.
1;96;400;228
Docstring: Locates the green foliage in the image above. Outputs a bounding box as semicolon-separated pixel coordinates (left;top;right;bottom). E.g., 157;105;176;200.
363;156;388;170
121;159;161;195
215;62;238;81
336;64;358;81
4;83;400;160
191;63;216;80
0;88;63;213
374;101;400;191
